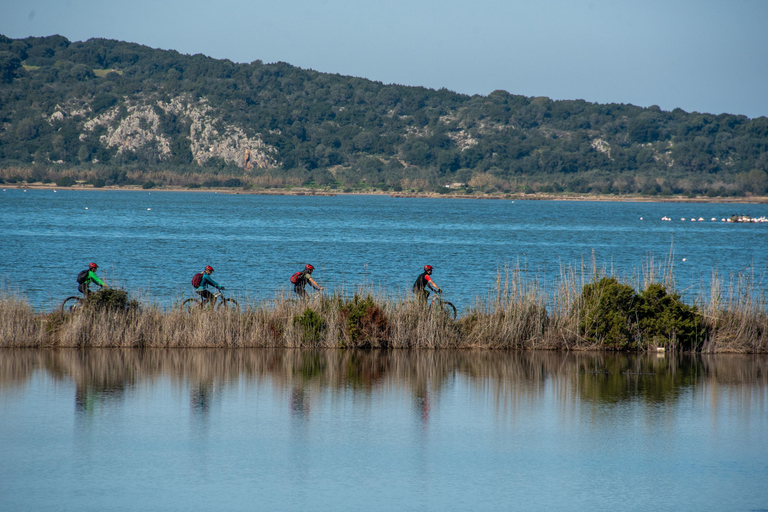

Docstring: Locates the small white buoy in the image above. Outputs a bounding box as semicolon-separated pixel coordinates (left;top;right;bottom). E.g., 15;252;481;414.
85;207;88;210
54;190;57;192
681;218;685;221
24;189;27;192
682;258;687;262
147;208;151;211
711;218;716;221
640;217;643;220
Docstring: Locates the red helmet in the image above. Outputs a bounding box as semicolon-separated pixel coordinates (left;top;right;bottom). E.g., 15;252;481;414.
89;262;98;269
305;264;314;272
205;265;214;272
424;265;433;272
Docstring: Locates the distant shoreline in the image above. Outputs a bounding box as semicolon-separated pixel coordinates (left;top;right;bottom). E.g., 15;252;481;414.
5;182;768;204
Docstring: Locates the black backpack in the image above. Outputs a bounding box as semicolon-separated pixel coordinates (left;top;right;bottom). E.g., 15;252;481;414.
77;269;89;284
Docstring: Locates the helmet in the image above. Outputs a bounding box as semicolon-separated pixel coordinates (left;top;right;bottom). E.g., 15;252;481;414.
205;265;214;272
424;265;433;272
305;264;314;272
89;262;98;269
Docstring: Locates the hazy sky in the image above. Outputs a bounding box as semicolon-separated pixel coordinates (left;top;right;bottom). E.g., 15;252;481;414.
2;0;767;118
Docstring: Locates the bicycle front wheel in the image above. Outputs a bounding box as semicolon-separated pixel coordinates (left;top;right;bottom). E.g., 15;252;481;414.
61;296;83;313
181;298;202;312
430;299;457;320
217;298;240;311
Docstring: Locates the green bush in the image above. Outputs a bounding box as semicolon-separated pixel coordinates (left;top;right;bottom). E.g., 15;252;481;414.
91;178;106;188
56;176;76;187
638;283;702;350
293;308;326;344
339;295;389;347
84;288;140;312
578;277;639;349
578;278;703;350
141;180;157;189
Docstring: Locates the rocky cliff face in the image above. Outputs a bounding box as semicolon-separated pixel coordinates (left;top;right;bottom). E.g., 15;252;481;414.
76;95;277;169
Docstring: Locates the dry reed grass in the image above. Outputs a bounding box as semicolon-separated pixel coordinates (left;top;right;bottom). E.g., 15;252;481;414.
1;261;766;352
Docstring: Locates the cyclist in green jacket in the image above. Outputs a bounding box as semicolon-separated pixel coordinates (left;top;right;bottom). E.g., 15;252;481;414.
78;262;106;297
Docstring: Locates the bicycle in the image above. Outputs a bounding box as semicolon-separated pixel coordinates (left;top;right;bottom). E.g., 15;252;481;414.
428;291;456;320
60;295;84;313
181;290;239;312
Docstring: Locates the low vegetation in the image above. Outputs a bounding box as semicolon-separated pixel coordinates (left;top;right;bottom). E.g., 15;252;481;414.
1;265;765;352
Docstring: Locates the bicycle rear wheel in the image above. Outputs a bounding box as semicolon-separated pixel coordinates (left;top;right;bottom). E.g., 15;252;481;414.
61;296;83;313
181;298;202;312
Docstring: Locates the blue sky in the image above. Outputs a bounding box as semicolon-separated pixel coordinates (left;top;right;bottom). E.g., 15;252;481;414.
2;0;767;118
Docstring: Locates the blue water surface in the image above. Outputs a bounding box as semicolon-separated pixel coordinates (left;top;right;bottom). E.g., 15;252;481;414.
1;188;767;310
0;350;766;512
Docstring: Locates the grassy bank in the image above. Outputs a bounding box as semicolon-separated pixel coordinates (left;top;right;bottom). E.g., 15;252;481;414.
2;265;766;352
6;181;768;204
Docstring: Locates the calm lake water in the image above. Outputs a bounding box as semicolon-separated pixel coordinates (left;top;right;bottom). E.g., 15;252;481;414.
1;349;766;511
1;188;767;311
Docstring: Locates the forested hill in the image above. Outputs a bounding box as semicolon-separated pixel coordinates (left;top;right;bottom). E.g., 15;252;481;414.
1;34;767;197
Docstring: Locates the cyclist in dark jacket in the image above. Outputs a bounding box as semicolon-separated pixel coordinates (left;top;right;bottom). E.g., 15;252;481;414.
293;264;323;298
413;265;441;302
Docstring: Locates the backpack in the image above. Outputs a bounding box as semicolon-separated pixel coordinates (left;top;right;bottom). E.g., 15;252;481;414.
290;271;303;284
77;269;90;284
192;272;203;288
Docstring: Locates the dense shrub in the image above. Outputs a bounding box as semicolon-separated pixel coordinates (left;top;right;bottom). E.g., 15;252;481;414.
293;308;326;344
579;277;639;349
638;283;702;350
339;294;390;347
56;176;76;187
579;277;704;350
83;288;139;312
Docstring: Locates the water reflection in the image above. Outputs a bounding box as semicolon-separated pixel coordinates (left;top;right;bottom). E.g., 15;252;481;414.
1;349;766;416
2;348;767;511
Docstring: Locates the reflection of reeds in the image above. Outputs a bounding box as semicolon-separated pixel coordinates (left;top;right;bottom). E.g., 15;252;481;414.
1;262;766;351
2;349;766;411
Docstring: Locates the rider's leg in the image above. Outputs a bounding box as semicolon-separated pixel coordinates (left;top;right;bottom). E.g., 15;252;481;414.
198;289;214;305
294;284;307;299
